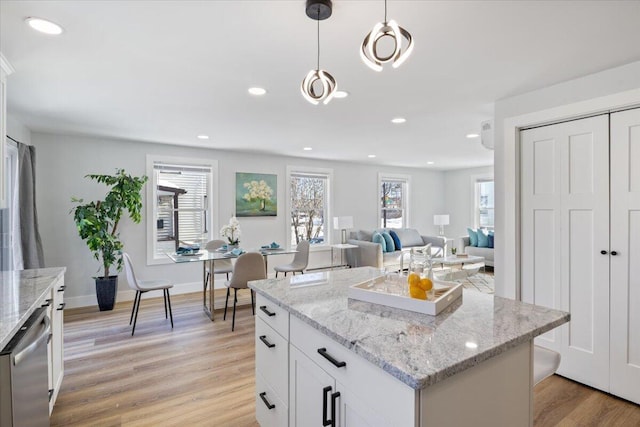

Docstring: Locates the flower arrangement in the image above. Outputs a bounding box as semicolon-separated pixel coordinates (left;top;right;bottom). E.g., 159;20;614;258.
243;180;273;211
220;216;241;245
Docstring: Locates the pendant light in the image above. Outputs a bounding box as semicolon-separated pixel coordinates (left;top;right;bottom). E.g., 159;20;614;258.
301;0;337;105
361;0;414;71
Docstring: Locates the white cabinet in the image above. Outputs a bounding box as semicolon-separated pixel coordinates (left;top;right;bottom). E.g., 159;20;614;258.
43;275;65;413
0;53;15;209
521;108;640;404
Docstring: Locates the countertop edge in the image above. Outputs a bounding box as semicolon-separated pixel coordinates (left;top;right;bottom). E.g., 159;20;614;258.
251;285;570;390
0;267;66;349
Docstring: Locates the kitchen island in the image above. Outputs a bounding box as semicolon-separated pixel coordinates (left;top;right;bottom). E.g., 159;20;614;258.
249;267;569;427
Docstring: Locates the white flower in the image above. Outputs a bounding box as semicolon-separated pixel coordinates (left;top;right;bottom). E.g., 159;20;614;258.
243;180;273;202
220;216;241;243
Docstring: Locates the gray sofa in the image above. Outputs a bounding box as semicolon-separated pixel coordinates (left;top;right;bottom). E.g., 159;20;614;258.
457;236;494;267
347;228;446;270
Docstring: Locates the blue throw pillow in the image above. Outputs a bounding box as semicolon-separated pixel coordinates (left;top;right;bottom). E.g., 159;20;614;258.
467;228;478;247
381;231;395;252
488;234;494;248
477;229;490;248
389;230;402;250
372;232;387;252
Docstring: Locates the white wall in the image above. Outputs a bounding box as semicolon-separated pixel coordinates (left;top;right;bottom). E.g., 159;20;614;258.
494;60;640;299
443;165;494;239
31;132;446;307
6;115;31;145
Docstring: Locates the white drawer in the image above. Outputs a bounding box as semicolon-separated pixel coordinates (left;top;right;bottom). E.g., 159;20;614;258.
290;315;415;426
256;372;288;427
255;317;289;403
256;293;289;340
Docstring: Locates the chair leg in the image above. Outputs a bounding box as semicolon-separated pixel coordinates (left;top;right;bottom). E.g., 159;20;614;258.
131;291;143;336
166;289;174;329
251;290;255;315
163;289;168;319
275;271;278;278
232;288;238;331
224;288;230;320
130;291;140;325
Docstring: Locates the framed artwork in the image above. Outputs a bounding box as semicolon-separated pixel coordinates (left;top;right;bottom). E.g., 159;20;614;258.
235;172;277;217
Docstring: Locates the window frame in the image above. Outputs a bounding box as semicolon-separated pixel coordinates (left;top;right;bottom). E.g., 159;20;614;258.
471;173;494;231
378;173;410;229
146;155;218;265
286;165;333;249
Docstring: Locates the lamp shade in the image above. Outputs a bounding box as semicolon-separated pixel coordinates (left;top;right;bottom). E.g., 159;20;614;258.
333;216;354;230
433;215;450;226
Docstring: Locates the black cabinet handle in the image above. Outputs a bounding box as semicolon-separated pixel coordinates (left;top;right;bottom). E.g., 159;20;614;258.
259;335;275;348
601;250;608;255
331;391;340;427
611;251;618;256
259;392;275;410
57;285;65;292
47;333;52;345
318;348;347;368
259;305;276;317
41;299;51;307
322;386;332;426
48;389;54;402
57;302;66;311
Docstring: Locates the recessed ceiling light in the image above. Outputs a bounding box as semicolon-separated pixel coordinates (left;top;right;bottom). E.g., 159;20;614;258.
334;90;349;99
427;161;435;165
466;133;480;138
391;117;406;124
25;17;64;35
197;135;209;140
368;154;376;158
303;147;313;151
248;87;267;96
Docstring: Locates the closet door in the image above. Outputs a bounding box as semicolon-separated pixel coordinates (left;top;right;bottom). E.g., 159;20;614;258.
521;115;610;390
610;107;640;405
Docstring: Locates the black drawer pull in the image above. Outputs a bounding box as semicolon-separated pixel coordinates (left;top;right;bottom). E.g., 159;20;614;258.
318;348;346;368
259;391;276;410
57;302;66;311
58;285;66;292
611;251;618;256
259;305;276;317
259;335;275;348
49;389;54;402
322;386;332;426
41;299;51;307
600;250;608;255
330;391;340;427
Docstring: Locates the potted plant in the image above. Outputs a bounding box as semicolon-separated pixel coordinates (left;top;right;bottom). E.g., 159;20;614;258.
71;169;148;311
220;216;241;248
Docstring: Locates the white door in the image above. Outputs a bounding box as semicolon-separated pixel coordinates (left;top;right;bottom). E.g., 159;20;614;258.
521;115;610;390
610;107;640;405
290;345;336;427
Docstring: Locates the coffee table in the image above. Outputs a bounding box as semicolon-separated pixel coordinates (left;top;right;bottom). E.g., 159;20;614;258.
431;255;485;281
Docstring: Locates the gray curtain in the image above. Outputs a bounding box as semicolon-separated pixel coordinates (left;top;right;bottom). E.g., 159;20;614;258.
18;143;44;269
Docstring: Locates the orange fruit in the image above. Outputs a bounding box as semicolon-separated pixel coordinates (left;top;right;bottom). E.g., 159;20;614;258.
409;285;427;300
407;272;420;286
418;278;433;292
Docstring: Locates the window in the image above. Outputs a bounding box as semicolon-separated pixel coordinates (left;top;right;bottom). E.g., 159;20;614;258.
146;156;217;264
287;166;332;247
379;174;409;229
474;178;494;230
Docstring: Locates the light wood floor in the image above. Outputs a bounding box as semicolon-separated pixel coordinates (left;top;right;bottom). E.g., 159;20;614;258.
52;291;640;426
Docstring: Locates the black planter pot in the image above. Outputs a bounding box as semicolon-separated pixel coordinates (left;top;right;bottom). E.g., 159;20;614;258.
95;276;118;311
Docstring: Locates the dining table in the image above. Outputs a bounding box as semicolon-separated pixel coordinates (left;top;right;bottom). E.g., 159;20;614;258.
166;247;298;320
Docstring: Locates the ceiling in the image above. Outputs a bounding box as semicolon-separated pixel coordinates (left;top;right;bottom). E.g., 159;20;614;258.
2;1;640;170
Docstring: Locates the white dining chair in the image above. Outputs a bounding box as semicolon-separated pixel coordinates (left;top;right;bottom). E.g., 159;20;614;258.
224;252;267;331
205;239;233;282
274;240;310;277
123;252;174;336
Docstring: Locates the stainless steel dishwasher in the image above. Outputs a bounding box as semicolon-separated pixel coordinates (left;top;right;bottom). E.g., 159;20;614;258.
0;307;51;427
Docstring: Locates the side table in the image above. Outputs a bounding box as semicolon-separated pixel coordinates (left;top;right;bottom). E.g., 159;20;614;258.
330;243;358;269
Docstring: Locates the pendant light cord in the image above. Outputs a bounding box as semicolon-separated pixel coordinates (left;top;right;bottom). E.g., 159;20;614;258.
316;8;320;70
384;0;387;22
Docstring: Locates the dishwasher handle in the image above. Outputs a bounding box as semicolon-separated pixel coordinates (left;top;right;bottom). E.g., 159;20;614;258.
13;315;50;367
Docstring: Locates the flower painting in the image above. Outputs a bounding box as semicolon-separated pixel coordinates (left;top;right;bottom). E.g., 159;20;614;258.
235;172;277;217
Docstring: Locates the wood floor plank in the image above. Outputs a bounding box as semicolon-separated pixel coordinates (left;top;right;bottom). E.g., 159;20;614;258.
52;291;639;426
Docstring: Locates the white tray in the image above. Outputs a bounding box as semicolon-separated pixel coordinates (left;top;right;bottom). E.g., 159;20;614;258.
348;277;463;316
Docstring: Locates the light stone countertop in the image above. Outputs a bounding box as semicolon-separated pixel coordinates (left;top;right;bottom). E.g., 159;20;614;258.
0;267;66;349
249;267;570;390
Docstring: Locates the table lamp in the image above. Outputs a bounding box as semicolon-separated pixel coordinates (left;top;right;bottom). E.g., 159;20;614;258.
333;216;354;244
433;214;450;237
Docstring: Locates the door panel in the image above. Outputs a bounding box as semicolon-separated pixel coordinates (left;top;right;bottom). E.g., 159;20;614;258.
290;344;335;426
521;114;610;390
610;107;640;404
